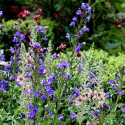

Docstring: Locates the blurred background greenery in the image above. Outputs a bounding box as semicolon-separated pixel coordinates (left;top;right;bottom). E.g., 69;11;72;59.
1;0;125;60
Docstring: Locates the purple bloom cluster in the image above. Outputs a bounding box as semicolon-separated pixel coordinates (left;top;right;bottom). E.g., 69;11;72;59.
90;78;97;82
92;110;100;115
74;88;79;97
38;65;45;73
32;43;41;49
0;79;9;92
90;72;95;77
56;61;69;68
28;104;38;120
75;44;82;52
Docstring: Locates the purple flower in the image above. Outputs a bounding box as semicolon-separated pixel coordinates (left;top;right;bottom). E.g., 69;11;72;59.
47;89;54;95
34;91;41;97
70;21;75;26
76;9;82;15
79;30;83;35
28;104;34;111
90;72;95;77
78;66;82;71
48;110;53;116
82;26;89;32
58;114;64;120
12;37;19;43
75;44;81;52
9;47;15;53
86;17;90;22
81;3;86;9
32;43;41;49
82;42;86;46
44;36;47;41
90;78;97;82
53;54;56;60
92;110;100;115
60;61;69;68
14;31;21;37
68;95;73;100
86;84;92;88
1;24;4;29
109;79;114;84
20;113;25;119
41;94;47;101
28;112;36;120
105;93;110;98
0;11;3;17
112;84;117;89
74;88;79;97
66;33;70;38
117;90;123;95
70;113;77;119
88;7;92;15
84;54;87;58
30;89;35;94
20;34;25;40
72;16;77;21
38;65;45;73
121;108;125;113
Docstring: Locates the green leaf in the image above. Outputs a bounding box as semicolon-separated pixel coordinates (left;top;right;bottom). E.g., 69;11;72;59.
43;121;49;125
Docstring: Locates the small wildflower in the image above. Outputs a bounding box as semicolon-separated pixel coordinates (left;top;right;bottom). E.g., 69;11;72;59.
41;94;47;101
70;113;77;119
117;90;123;95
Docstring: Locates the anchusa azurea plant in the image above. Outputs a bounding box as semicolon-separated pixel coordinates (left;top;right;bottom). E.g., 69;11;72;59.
0;2;125;125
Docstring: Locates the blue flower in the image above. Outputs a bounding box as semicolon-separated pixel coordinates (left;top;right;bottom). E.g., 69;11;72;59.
75;44;81;52
30;89;35;94
109;79;114;84
48;110;53;116
90;78;97;82
81;3;86;9
28;112;36;120
82;26;89;32
58;114;64;120
74;88;79;97
47;89;54;95
41;94;47;101
79;30;83;35
88;7;92;15
76;9;82;15
20;34;25;40
20;113;25;119
70;113;76;119
86;17;90;22
0;11;3;17
44;36;47;41
38;65;45;73
34;91;41;97
28;104;34;111
78;66;82;71
1;24;4;29
105;93;110;98
32;43;41;49
117;90;123;95
60;61;69;68
12;37;19;43
66;33;70;38
90;72;95;77
53;54;56;60
86;84;92;88
92;110;100;115
70;21;75;26
72;16;77;21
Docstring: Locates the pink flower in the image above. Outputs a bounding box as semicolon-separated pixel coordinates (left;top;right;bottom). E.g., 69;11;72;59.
86;88;92;95
44;26;48;29
80;93;86;100
98;100;104;107
92;93;96;99
97;92;105;100
17;76;25;84
75;97;83;106
38;8;42;14
26;57;31;64
86;121;91;125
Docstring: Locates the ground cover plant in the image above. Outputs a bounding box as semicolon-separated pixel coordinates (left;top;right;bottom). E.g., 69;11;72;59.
0;2;125;125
